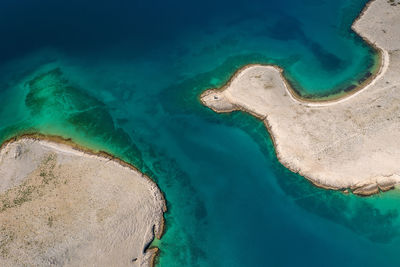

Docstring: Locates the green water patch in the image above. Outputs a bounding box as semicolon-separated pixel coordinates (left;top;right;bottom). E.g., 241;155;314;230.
6;67;145;171
159;53;297;115
0;65;210;266
161;55;400;243
1;54;399;266
0;0;394;265
205;110;400;244
284;45;381;100
160;49;380;123
0;56;399;266
157;51;400;244
227;114;400;241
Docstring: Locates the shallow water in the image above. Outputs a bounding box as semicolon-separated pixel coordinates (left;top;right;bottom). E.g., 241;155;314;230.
1;0;400;266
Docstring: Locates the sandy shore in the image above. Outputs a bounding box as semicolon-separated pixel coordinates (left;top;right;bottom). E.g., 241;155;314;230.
201;0;400;196
0;134;166;266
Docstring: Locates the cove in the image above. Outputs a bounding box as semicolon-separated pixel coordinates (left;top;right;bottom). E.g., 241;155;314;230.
0;0;400;266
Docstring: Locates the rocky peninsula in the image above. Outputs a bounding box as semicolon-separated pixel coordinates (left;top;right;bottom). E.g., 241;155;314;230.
0;135;166;266
201;0;400;196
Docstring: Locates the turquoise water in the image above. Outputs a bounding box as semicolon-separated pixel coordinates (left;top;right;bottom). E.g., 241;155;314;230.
1;0;399;266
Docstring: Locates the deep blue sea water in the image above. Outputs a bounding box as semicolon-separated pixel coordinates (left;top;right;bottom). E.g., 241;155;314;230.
1;0;400;266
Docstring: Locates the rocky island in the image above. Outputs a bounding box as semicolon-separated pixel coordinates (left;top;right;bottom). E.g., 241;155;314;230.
201;0;400;196
0;135;166;266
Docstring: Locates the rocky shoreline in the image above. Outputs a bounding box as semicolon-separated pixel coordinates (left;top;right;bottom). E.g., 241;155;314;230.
201;0;400;196
0;134;166;266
